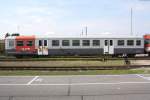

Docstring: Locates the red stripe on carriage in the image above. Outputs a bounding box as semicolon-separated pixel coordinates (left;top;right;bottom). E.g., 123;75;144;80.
145;44;150;47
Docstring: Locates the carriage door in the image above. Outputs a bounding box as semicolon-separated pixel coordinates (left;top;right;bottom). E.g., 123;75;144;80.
104;40;114;54
38;40;48;55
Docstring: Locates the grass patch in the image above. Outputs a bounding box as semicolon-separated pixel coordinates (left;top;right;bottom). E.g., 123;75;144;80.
0;69;148;76
0;60;125;67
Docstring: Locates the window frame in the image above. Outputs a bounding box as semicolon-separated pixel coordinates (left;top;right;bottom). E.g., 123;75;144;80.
127;40;134;46
39;40;42;46
16;41;24;46
82;40;90;46
136;40;141;46
118;40;125;46
26;41;33;46
110;40;113;46
93;40;100;46
44;40;48;46
72;40;80;46
8;40;14;47
52;40;60;46
145;39;150;45
62;40;70;46
105;40;108;46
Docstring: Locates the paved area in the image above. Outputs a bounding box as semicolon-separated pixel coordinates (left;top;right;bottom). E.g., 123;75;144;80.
0;75;150;100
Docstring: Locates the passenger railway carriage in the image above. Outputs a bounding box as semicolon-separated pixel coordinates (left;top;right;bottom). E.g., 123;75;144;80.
5;34;150;57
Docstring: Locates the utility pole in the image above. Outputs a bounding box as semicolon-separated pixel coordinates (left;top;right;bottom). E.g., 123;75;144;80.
85;26;88;36
81;29;84;36
131;8;133;35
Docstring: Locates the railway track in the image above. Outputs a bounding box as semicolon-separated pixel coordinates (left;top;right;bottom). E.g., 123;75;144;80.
0;57;150;61
0;65;149;71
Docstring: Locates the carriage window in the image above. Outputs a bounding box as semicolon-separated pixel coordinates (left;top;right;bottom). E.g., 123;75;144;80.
39;40;42;46
136;40;141;46
62;40;70;46
110;40;113;46
17;41;24;46
9;40;14;47
93;40;100;46
127;40;134;46
145;39;150;45
105;40;108;46
83;40;90;46
72;40;80;46
44;40;47;46
27;41;33;46
118;40;124;46
52;40;59;46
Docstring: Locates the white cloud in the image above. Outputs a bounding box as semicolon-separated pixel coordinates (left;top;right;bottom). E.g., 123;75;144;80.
100;32;113;35
0;0;150;39
80;19;130;35
124;0;150;11
16;6;48;15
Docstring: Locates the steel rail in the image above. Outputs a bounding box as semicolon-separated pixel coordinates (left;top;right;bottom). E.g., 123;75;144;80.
0;65;149;71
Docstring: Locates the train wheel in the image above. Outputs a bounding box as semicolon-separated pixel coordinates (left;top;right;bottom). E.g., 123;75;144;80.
127;54;135;58
15;55;23;58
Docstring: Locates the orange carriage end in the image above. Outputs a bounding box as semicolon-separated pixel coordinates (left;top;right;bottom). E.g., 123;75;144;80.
15;36;36;53
144;34;150;39
144;34;150;53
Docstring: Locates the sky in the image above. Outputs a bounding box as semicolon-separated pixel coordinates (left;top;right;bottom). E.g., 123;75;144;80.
0;0;150;39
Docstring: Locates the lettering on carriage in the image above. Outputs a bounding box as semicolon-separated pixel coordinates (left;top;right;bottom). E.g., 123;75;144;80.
21;48;31;51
